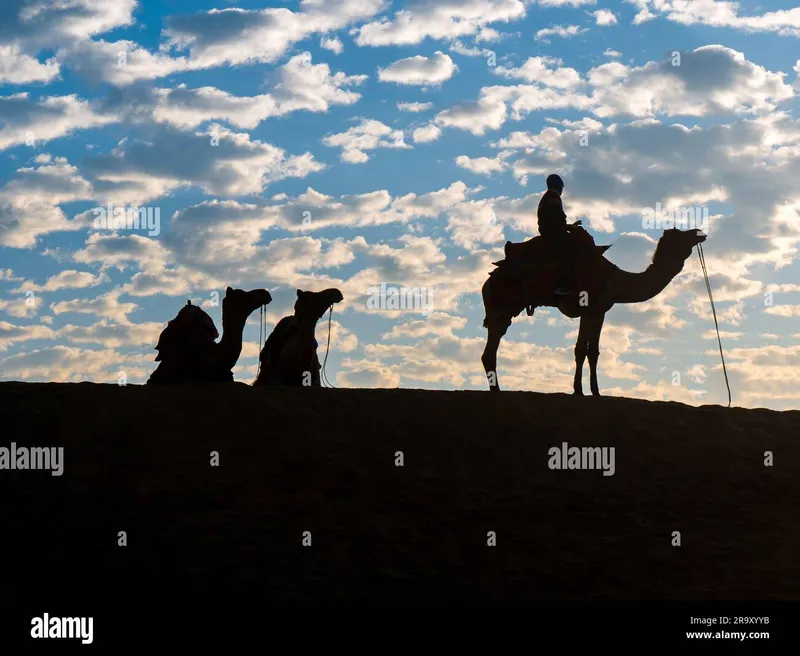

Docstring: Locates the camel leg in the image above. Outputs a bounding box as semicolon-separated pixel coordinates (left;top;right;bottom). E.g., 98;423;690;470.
573;315;591;396
481;313;513;392
587;313;606;396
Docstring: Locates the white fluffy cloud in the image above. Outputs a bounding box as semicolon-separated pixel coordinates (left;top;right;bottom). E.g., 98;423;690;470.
354;0;528;46
0;0;137;55
535;25;589;41
146;55;367;128
0;93;117;151
433;46;797;137
378;52;457;85
162;1;386;70
0;45;59;84
626;0;800;36
0;157;94;248
321;35;344;54
593;9;618;25
55;1;384;86
81;123;324;203
398;101;434;112
413;124;442;143
455;153;509;174
322;119;412;162
435;96;508;135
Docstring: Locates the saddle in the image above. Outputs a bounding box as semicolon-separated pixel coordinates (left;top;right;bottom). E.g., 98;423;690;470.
490;227;612;313
154;301;218;362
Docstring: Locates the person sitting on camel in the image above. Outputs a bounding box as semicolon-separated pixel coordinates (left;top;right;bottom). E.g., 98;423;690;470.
538;173;584;295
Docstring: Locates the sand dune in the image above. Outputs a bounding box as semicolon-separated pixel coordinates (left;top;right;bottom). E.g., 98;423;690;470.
3;382;799;605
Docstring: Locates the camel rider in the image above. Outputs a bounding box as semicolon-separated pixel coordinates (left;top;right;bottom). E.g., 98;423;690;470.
538;174;583;295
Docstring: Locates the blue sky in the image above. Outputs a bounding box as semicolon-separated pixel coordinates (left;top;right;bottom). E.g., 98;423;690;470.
2;0;800;409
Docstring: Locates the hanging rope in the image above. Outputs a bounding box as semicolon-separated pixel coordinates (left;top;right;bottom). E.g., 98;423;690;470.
697;242;731;407
251;303;267;386
320;305;335;388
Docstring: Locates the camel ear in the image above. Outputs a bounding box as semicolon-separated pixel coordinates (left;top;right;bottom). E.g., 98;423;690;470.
226;286;233;294
296;289;302;298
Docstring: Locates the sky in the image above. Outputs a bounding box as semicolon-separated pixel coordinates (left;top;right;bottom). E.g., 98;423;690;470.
1;0;800;410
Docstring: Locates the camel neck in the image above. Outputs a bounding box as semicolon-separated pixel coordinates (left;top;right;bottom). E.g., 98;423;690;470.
613;259;685;304
294;315;319;336
218;310;248;369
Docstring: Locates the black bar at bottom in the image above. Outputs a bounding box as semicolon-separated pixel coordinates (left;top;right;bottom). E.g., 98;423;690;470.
2;599;796;648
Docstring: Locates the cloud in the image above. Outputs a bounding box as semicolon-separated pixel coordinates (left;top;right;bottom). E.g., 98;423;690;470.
435;96;508;135
58;40;188;86
0;45;59;84
412;124;442;143
398;101;434;112
161;0;387;71
626;0;800;36
141;55;367;129
0;295;42;318
321;35;344;54
589;46;795;118
378;51;457;85
354;0;528;46
449;41;493;57
455;152;509;174
0;321;57;351
0;157;94;248
91;181;478;292
537;0;596;5
50;290;139;323
0;93;117;151
432;46;797;137
0;0;136;57
322;118;411;163
535;25;589;42
82;123;324;202
15;270;109;293
592;9;618;25
494;56;583;87
382;312;467;339
56;1;382;86
0;345;151;383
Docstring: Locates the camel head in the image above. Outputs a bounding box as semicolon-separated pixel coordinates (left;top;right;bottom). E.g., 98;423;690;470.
222;286;272;322
294;288;344;322
651;228;707;269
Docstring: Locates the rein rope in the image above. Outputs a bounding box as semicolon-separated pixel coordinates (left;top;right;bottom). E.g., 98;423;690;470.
251;303;268;386
319;305;335;388
697;242;731;407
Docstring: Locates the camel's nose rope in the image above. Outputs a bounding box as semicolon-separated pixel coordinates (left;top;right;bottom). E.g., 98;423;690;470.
697;241;731;407
320;305;335;388
252;303;268;386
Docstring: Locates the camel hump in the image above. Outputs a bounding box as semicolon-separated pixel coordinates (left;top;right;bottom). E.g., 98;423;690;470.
154;302;219;361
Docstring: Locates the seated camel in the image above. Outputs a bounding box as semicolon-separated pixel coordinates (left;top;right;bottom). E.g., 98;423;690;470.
252;288;343;387
147;286;272;385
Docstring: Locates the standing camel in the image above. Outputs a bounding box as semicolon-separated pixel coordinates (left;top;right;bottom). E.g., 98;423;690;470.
481;228;707;395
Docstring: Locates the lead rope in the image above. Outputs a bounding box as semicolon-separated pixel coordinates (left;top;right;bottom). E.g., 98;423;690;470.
320;305;335;388
697;242;731;407
251;304;267;386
